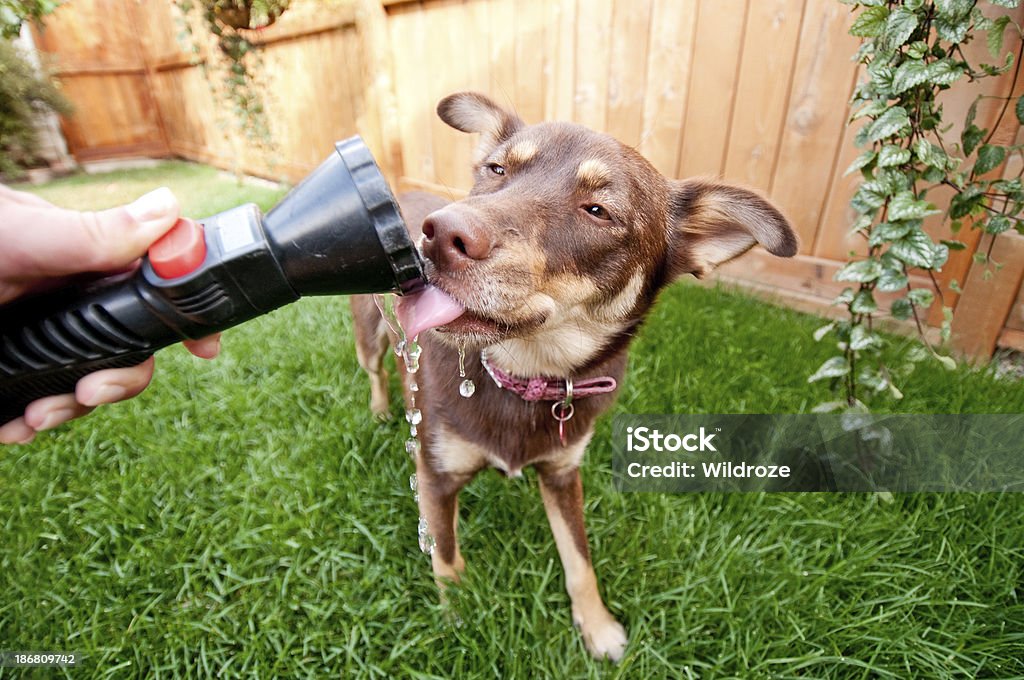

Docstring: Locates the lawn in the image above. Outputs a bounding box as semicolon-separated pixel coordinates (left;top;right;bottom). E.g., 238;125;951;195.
1;162;1023;678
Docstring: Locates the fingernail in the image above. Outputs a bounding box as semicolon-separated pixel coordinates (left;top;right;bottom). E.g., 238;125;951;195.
38;408;74;431
85;384;127;405
125;187;176;225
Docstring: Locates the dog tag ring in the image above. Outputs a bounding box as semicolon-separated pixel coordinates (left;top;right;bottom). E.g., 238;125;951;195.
552;379;574;447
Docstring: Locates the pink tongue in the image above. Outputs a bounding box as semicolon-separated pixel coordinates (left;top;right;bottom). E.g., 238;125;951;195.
395;285;466;338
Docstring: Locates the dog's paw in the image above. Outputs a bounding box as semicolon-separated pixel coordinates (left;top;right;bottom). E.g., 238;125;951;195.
577;611;628;662
372;406;392;422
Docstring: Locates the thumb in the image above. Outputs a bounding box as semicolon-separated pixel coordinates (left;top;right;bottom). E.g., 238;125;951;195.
5;187;181;279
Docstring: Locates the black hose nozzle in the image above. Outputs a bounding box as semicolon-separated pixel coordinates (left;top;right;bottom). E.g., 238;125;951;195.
0;136;423;426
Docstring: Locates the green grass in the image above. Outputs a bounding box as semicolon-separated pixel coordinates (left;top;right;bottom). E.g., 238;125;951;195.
12;161;288;216
2;164;1023;678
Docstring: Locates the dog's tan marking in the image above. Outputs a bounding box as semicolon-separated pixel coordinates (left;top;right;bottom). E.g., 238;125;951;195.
576;159;611;191
431;425;489;476
415;454;467;585
594;271;644;322
537;464;627;661
506;140;539;167
487;311;626;376
545;272;600;306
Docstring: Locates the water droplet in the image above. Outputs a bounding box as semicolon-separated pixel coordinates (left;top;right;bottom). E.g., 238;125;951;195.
405;408;422;426
409;381;419;392
409;424;417;438
459;378;476;398
404;342;422;373
409;473;418;492
457;341;467;378
417;516;435;555
394;338;406;357
405;438;420;457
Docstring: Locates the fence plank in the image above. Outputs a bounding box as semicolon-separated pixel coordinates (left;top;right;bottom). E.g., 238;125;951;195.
677;0;748;179
637;0;697;176
722;0;805;192
770;1;859;253
604;0;652;147
952;232;1024;357
573;0;613;131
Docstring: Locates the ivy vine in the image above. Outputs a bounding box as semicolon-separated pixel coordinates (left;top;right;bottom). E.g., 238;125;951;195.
812;0;1024;411
176;0;289;157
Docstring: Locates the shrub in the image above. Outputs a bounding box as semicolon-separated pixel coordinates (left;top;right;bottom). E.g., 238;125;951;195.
0;39;71;178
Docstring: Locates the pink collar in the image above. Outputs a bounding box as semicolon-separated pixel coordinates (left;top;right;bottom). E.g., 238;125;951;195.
480;354;618;403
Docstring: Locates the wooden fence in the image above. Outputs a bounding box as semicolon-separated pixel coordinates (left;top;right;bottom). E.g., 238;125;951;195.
32;0;1024;358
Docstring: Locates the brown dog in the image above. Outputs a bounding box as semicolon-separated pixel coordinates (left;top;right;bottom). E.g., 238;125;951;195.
351;92;797;660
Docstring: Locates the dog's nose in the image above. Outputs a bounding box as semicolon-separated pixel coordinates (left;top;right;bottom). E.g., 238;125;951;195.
421;209;493;271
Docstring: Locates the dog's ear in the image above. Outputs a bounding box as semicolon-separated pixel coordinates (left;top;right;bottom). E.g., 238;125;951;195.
666;179;798;279
437;92;524;162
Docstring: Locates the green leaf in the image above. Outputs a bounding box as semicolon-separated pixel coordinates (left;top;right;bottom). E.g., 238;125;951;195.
889;191;940;221
950;185;985;219
835;258;883;283
850;100;889;122
991;0;1020;8
935;16;970;43
892;59;929;94
835;288;855;305
988;15;1011;57
848;214;874;236
889;229;939;268
890;297;913;320
858;367;888;391
845;150;877;176
941;239;967;251
974;144;1006;176
883;7;919;48
813;323;836;342
812;401;848;414
935;0;973;19
808;357;850;383
851;289;878;314
935;354;957;370
849;326;880;351
927;59;964;87
870;221;913;247
1016;95;1024;126
907;40;929;59
864;106;910;142
987;214;1012;234
877;268;910;292
962;124;986;156
850;6;890;37
907;287;935;307
913;138;951;169
877;144;911;168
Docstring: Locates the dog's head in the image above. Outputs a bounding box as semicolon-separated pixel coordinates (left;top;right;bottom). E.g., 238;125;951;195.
409;92;797;374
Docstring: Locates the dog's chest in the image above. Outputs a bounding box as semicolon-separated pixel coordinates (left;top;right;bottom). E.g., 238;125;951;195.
414;340;624;476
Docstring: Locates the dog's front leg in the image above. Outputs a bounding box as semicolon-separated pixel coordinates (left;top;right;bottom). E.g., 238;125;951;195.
536;461;627;661
415;455;470;585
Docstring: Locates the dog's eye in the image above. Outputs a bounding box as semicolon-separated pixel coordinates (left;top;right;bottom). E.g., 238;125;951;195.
584;204;611;220
487;163;506;176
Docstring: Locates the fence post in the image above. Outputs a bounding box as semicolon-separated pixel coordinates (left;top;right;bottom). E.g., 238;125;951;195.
950;232;1024;358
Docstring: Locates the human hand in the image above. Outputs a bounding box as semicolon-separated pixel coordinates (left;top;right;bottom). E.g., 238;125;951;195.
0;185;220;444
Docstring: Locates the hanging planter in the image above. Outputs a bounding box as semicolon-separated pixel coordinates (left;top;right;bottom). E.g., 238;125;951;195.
210;0;289;31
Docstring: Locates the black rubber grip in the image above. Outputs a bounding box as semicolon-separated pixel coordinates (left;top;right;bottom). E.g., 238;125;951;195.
0;278;165;424
0;350;156;424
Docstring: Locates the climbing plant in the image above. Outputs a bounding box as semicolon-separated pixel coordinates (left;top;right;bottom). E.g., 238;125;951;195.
175;0;289;156
0;0;61;39
812;0;1024;410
